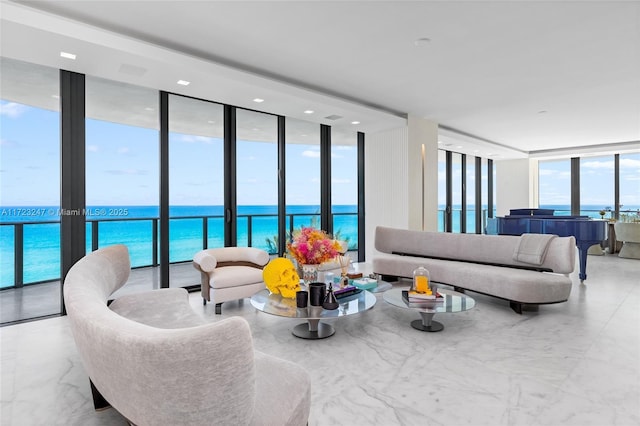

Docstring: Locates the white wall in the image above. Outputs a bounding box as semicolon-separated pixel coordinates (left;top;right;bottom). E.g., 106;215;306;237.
364;118;439;260
407;115;439;232
495;158;538;216
365;126;409;260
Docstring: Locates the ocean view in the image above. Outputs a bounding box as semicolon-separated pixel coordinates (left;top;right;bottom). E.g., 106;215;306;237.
2;203;637;288
0;205;358;288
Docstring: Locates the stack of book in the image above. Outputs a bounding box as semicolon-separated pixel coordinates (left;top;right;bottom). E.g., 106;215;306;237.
402;290;444;307
334;285;362;299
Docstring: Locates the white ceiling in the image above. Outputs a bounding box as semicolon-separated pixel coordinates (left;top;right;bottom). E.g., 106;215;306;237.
1;0;639;160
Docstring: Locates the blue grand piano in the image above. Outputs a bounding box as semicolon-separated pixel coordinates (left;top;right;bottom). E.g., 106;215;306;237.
493;209;606;283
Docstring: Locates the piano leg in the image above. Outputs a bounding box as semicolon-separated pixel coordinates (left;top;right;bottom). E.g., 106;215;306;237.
576;242;595;283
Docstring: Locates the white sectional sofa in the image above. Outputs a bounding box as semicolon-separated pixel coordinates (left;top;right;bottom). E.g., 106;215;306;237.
372;226;576;313
64;245;311;426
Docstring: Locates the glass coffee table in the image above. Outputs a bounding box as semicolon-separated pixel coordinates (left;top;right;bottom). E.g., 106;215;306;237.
251;288;376;339
383;287;475;332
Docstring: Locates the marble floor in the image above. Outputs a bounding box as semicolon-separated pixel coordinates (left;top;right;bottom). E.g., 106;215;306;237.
1;254;639;425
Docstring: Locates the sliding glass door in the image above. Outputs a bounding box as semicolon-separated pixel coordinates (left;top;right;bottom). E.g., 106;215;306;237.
0;58;61;323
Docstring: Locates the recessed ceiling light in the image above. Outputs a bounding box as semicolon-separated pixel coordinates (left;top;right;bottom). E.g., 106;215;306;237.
253;98;265;103
60;51;76;60
414;37;431;46
437;141;443;144
304;110;314;114
144;107;154;112
456;145;463;149
177;80;190;86
474;150;480;153
207;120;215;124
351;121;360;125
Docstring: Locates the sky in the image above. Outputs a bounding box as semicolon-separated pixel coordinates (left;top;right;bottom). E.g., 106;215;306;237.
1;99;638;210
0;100;358;207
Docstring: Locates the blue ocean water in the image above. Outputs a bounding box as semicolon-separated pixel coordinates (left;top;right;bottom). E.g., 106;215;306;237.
2;203;637;288
0;205;357;288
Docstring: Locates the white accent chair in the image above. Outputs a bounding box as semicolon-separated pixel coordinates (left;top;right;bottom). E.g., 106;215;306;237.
64;245;311;426
193;247;270;314
615;222;640;259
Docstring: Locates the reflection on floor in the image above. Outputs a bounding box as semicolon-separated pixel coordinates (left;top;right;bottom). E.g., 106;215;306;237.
1;254;639;425
0;263;199;324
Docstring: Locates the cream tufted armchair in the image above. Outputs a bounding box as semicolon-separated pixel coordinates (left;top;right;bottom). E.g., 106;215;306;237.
193;247;270;314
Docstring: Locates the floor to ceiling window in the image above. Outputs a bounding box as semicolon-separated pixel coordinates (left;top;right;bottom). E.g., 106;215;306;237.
619;152;640;221
481;158;489;228
580;155;615;219
168;95;224;285
465;156;476;233
438;150;446;231
539;159;572;215
331;129;359;256
85;76;159;271
285;118;321;249
0;58;61;323
451;153;463;233
235;109;278;251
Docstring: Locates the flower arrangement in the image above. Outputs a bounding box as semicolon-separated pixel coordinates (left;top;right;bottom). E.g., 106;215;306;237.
287;227;341;265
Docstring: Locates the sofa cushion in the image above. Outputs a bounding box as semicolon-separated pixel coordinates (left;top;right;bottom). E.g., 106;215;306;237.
109;288;206;329
208;266;265;289
374;226;576;274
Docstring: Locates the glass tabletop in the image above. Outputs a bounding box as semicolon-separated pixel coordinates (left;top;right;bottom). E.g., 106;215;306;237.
383;287;475;313
251;289;377;319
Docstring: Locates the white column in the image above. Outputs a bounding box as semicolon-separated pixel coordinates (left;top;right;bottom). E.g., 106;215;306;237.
408;114;439;231
496;158;538;216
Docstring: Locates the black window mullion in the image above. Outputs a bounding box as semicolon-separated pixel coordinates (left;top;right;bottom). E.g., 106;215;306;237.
614;154;620;220
277;116;286;256
60;69;86;314
224;105;237;247
159;91;169;288
487;159;494;219
571;157;580;216
475;156;482;233
445;151;453;232
320;124;332;234
461;154;467;233
357;132;365;262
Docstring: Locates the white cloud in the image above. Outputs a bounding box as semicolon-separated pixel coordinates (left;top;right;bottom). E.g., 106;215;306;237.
302;150;320;158
620;158;640;168
105;169;147;175
86;145;99;152
180;135;214;144
117;147;130;154
0;102;29;118
332;178;351;184
581;160;614;169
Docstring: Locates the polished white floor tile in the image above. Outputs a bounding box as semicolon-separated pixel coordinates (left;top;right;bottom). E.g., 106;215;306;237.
1;254;639;425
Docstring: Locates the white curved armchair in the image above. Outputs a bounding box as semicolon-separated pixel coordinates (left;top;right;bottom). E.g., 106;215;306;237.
64;245;311;426
614;222;640;259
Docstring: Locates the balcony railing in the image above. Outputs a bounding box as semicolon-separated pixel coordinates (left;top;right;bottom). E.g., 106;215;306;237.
0;212;358;289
